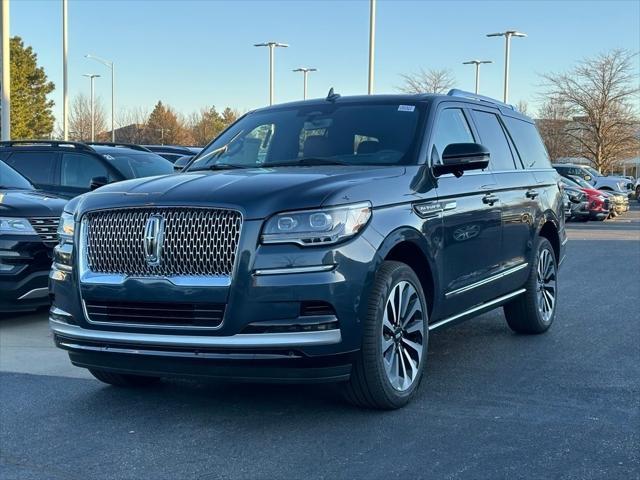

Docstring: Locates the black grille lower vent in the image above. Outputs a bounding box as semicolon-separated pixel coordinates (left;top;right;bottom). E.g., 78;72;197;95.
84;301;225;328
301;301;335;317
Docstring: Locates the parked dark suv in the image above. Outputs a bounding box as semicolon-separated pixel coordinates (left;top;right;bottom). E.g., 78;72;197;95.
49;90;566;408
0;141;173;199
1;160;66;312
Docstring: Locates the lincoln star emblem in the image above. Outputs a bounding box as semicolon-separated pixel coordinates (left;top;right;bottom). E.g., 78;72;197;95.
144;215;165;266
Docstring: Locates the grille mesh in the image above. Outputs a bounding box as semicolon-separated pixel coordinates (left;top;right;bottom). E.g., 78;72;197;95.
28;217;60;245
84;208;242;277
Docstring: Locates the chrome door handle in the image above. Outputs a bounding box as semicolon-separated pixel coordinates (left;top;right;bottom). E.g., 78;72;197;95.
482;194;499;205
526;189;539;199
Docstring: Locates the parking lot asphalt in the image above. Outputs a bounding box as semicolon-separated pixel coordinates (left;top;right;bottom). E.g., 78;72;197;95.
1;205;639;480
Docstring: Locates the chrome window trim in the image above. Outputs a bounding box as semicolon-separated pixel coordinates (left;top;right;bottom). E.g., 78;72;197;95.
445;262;529;298
430;288;526;330
49;317;342;348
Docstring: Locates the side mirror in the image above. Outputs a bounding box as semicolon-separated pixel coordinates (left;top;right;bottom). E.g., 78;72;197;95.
89;176;108;191
174;155;193;172
433;143;490;178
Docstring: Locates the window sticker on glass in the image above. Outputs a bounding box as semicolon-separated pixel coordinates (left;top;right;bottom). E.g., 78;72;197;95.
398;105;415;112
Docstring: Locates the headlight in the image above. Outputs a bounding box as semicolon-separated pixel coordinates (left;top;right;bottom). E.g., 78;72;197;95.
57;211;75;241
0;217;36;235
261;202;372;246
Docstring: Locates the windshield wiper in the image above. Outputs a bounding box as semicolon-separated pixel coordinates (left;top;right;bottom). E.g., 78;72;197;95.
190;163;248;171
266;157;353;167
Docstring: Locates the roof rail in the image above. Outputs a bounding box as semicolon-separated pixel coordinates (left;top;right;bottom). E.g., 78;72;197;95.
447;89;515;110
86;142;152;152
0;140;96;152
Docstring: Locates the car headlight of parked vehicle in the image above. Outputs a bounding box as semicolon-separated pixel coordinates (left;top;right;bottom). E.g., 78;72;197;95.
53;211;75;272
261;202;372;246
0;217;36;235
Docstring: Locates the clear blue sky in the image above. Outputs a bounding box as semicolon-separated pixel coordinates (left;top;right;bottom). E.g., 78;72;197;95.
10;0;640;127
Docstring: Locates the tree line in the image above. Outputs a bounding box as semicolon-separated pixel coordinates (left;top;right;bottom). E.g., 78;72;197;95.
68;97;239;146
2;36;638;172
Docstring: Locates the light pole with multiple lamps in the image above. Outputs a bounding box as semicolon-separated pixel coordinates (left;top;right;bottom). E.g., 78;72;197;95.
254;41;288;105
83;73;100;142
86;54;115;141
462;60;492;95
292;67;317;100
486;30;526;103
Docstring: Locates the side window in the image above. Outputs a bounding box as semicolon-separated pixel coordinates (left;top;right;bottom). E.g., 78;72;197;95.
431;108;475;163
60;153;109;188
4;151;56;184
504;117;551;169
471;110;516;171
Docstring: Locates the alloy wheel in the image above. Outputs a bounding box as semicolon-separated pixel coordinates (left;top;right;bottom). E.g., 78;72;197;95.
536;248;557;323
381;281;425;391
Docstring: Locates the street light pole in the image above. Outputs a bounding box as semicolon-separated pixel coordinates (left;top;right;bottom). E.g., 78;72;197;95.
486;30;526;103
292;67;317;100
254;41;288;105
83;74;100;142
367;0;376;94
462;60;492;94
62;0;68;140
1;0;10;141
86;54;115;141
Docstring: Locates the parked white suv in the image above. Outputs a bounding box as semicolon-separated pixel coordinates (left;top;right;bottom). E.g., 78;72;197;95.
553;164;634;196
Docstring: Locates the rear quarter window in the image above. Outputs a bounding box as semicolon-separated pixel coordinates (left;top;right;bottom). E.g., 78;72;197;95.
504;116;551;169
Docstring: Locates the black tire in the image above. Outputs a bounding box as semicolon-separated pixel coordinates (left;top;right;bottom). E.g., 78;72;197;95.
89;369;161;388
504;237;557;334
342;261;428;409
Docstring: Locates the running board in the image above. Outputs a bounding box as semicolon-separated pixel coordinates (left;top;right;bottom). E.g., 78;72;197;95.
429;288;526;331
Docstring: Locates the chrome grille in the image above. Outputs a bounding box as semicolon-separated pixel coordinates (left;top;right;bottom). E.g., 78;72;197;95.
28;217;60;245
84;208;242;277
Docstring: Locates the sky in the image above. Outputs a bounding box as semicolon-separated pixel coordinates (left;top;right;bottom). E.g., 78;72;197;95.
8;0;640;129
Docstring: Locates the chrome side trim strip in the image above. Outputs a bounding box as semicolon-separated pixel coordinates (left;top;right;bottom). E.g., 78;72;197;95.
430;288;526;331
18;287;49;300
49;318;342;348
254;265;335;276
445;263;529;298
561;237;569;246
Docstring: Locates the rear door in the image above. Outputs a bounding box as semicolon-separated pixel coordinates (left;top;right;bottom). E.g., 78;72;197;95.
469;108;534;294
431;104;503;317
56;152;113;198
4;150;58;194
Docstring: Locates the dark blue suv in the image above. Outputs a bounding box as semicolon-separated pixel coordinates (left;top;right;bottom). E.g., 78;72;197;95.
49;90;566;409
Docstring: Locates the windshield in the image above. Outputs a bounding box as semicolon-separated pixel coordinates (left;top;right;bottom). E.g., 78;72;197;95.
0;160;34;190
103;152;174;178
569;175;593;189
584;166;601;177
187;102;423;171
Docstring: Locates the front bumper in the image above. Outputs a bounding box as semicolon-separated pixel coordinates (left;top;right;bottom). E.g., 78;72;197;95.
0;234;53;312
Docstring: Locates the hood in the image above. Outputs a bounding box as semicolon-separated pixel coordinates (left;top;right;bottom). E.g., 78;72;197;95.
0;189;67;217
73;165;410;219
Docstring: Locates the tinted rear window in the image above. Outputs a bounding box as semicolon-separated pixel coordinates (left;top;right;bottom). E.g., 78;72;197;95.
0;160;34;190
102;152;174;178
4;151;55;184
504;117;551;169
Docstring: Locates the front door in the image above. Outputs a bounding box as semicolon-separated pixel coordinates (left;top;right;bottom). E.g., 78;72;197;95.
430;105;503;317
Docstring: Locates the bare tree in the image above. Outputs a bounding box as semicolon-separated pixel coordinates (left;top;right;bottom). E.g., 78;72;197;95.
398;68;456;94
541;49;640;172
115;107;150;143
69;93;107;142
536;95;574;161
515;100;529;116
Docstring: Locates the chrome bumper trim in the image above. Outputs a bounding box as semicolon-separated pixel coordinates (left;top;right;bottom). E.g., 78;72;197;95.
254;265;335;276
49;318;342;348
18;287;49;300
78;271;232;287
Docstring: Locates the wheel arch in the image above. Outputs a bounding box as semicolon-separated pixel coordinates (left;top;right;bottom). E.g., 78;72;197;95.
537;212;561;262
375;227;439;317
